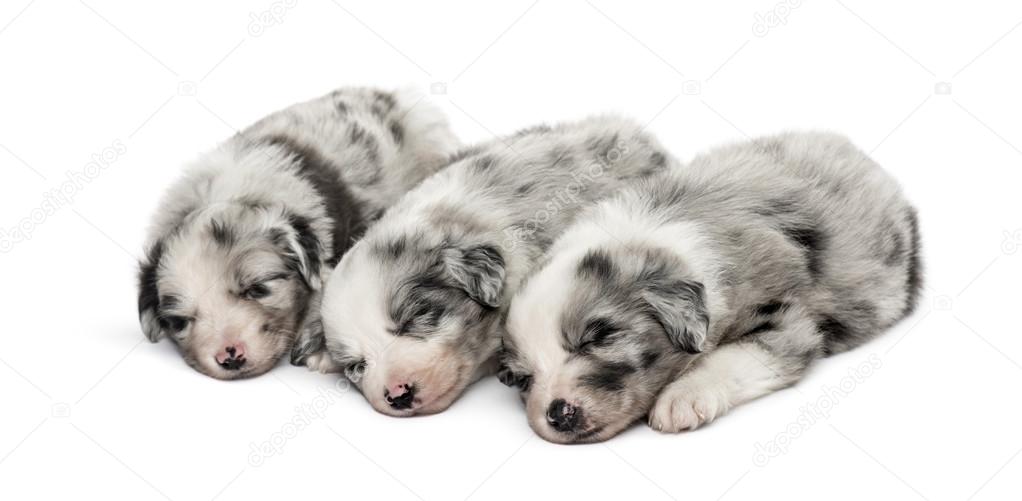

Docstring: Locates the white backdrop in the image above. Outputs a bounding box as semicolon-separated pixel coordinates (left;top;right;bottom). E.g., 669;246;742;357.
1;1;1020;499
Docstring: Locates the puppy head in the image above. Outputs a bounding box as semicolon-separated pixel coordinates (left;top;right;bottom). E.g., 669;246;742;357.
138;203;321;379
321;230;504;416
502;246;707;443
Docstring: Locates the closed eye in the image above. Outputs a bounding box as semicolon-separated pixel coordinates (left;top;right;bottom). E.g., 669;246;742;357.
158;314;191;333
241;273;290;300
393;302;445;335
344;359;367;382
578;318;620;350
243;283;271;299
497;366;532;392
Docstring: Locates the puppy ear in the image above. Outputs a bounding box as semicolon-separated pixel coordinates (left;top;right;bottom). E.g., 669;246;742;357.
642;279;708;354
137;240;165;342
441;244;505;308
275;214;323;290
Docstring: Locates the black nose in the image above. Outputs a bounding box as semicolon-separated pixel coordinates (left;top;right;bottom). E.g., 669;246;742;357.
547;399;581;432
218;346;246;371
385;384;416;410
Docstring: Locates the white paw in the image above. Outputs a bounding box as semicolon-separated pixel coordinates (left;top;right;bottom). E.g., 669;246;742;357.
648;383;730;433
302;351;341;374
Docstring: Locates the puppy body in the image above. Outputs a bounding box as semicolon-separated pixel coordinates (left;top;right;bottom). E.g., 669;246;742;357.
503;132;922;443
320;115;675;416
138;87;459;379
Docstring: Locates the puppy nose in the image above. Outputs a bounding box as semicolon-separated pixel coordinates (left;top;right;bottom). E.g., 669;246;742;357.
215;344;246;371
547;399;581;432
384;383;416;410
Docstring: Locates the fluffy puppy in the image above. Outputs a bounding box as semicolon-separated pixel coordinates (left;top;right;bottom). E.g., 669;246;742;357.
137;87;459;380
502;132;922;443
320;116;675;416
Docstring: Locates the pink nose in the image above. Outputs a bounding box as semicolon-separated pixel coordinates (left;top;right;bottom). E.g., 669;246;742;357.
387;383;410;397
384;382;416;410
215;343;247;371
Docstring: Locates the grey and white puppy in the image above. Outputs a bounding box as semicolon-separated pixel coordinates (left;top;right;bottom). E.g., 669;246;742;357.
502;132;922;443
137;87;459;380
320;115;675;416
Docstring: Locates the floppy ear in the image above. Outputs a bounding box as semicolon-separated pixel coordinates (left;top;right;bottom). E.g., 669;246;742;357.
642;279;709;354
441;244;506;308
275;214;323;290
137;240;165;342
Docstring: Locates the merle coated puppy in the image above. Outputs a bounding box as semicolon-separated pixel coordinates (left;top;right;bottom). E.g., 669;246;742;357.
319;115;675;416
502;132;922;443
137;87;459;379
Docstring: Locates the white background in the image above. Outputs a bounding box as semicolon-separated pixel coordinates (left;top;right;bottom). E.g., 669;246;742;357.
1;1;1020;499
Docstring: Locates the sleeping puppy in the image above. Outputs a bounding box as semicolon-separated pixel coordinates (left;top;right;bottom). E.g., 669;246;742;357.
137;87;459;380
502;132;922;443
320;115;675;416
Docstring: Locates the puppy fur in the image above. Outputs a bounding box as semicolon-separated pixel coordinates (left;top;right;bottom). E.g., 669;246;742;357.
320;115;675;416
502;132;922;443
137;87;459;379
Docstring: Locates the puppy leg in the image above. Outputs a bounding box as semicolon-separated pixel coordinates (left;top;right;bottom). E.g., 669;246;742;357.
302;349;342;374
290;291;342;373
649;305;822;432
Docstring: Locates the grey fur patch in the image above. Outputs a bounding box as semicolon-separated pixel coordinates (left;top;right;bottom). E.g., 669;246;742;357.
371;90;397;118
817;315;850;344
753;198;799;217
640;350;660;369
209;220;236;248
388;120;404;145
879;221;905;266
780;221;827;278
649;151;667;169
373;235;410;260
744;321;775;337
576;249;617;281
755;301;788;316
580;361;635;391
586;133;620;162
334;100;349;116
515;182;536;195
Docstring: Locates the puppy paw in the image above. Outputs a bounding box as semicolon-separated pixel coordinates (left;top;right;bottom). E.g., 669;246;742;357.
302;351;341;374
648;382;730;433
